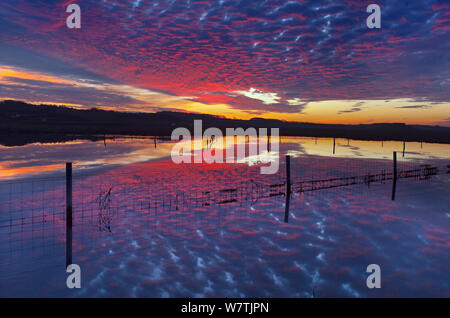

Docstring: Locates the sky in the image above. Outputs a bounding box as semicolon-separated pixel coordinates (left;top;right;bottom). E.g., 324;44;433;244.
0;0;449;126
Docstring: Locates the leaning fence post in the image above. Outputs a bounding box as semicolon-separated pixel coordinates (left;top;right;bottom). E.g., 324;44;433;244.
286;155;291;196
391;152;397;200
66;162;73;267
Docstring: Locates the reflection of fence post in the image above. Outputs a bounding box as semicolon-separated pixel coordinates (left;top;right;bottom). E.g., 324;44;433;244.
66;162;73;267
284;155;291;223
286;155;291;196
284;191;290;223
391;152;397;201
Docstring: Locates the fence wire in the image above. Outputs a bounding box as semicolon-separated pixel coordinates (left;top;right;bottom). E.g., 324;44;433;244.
0;153;448;277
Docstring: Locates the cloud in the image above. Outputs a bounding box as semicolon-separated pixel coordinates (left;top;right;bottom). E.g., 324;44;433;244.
395;105;431;109
435;117;450;127
0;0;448;122
337;101;365;114
338;107;362;115
0;44;114;85
287;98;309;107
0;65;201;112
233;88;281;105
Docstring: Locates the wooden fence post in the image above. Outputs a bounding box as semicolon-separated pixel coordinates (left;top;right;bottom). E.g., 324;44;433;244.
66;162;72;267
333;137;336;155
286;155;291;196
284;155;291;223
403;141;406;158
391;152;397;201
284;191;290;223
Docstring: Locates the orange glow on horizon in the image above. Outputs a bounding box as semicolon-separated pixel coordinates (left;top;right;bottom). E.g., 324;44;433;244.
1;65;449;127
0;66;74;86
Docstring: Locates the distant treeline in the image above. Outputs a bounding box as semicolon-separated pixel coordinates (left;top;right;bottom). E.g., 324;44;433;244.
1;100;450;145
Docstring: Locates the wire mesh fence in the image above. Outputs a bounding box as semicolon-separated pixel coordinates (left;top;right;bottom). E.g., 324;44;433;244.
0;154;447;229
0;151;448;278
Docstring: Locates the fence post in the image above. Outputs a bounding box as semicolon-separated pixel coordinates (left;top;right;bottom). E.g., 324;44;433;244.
66;162;72;267
333;137;336;155
391;152;397;201
402;141;406;158
284;191;290;223
66;162;72;225
284;155;291;223
286;155;291;196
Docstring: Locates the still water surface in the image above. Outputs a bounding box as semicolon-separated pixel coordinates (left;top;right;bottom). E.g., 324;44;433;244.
0;136;449;297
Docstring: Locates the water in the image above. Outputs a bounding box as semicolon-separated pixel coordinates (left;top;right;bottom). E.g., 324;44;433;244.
0;136;449;297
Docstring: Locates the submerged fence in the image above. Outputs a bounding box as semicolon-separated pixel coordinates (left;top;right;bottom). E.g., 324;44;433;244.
0;152;447;228
0;151;448;273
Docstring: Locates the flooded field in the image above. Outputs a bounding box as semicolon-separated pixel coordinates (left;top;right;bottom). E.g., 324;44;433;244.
0;136;449;297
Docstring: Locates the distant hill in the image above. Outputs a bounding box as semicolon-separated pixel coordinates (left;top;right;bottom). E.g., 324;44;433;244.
1;100;450;145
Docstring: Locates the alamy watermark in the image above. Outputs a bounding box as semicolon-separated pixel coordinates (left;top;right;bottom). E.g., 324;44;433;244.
366;264;381;289
171;120;280;174
366;4;381;29
66;264;81;289
66;4;81;29
65;4;381;30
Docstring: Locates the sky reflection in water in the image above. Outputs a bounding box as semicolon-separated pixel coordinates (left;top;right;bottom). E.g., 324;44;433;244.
0;137;449;297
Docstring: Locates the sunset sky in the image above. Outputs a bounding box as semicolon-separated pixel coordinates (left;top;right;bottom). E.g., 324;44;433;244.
0;0;449;125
